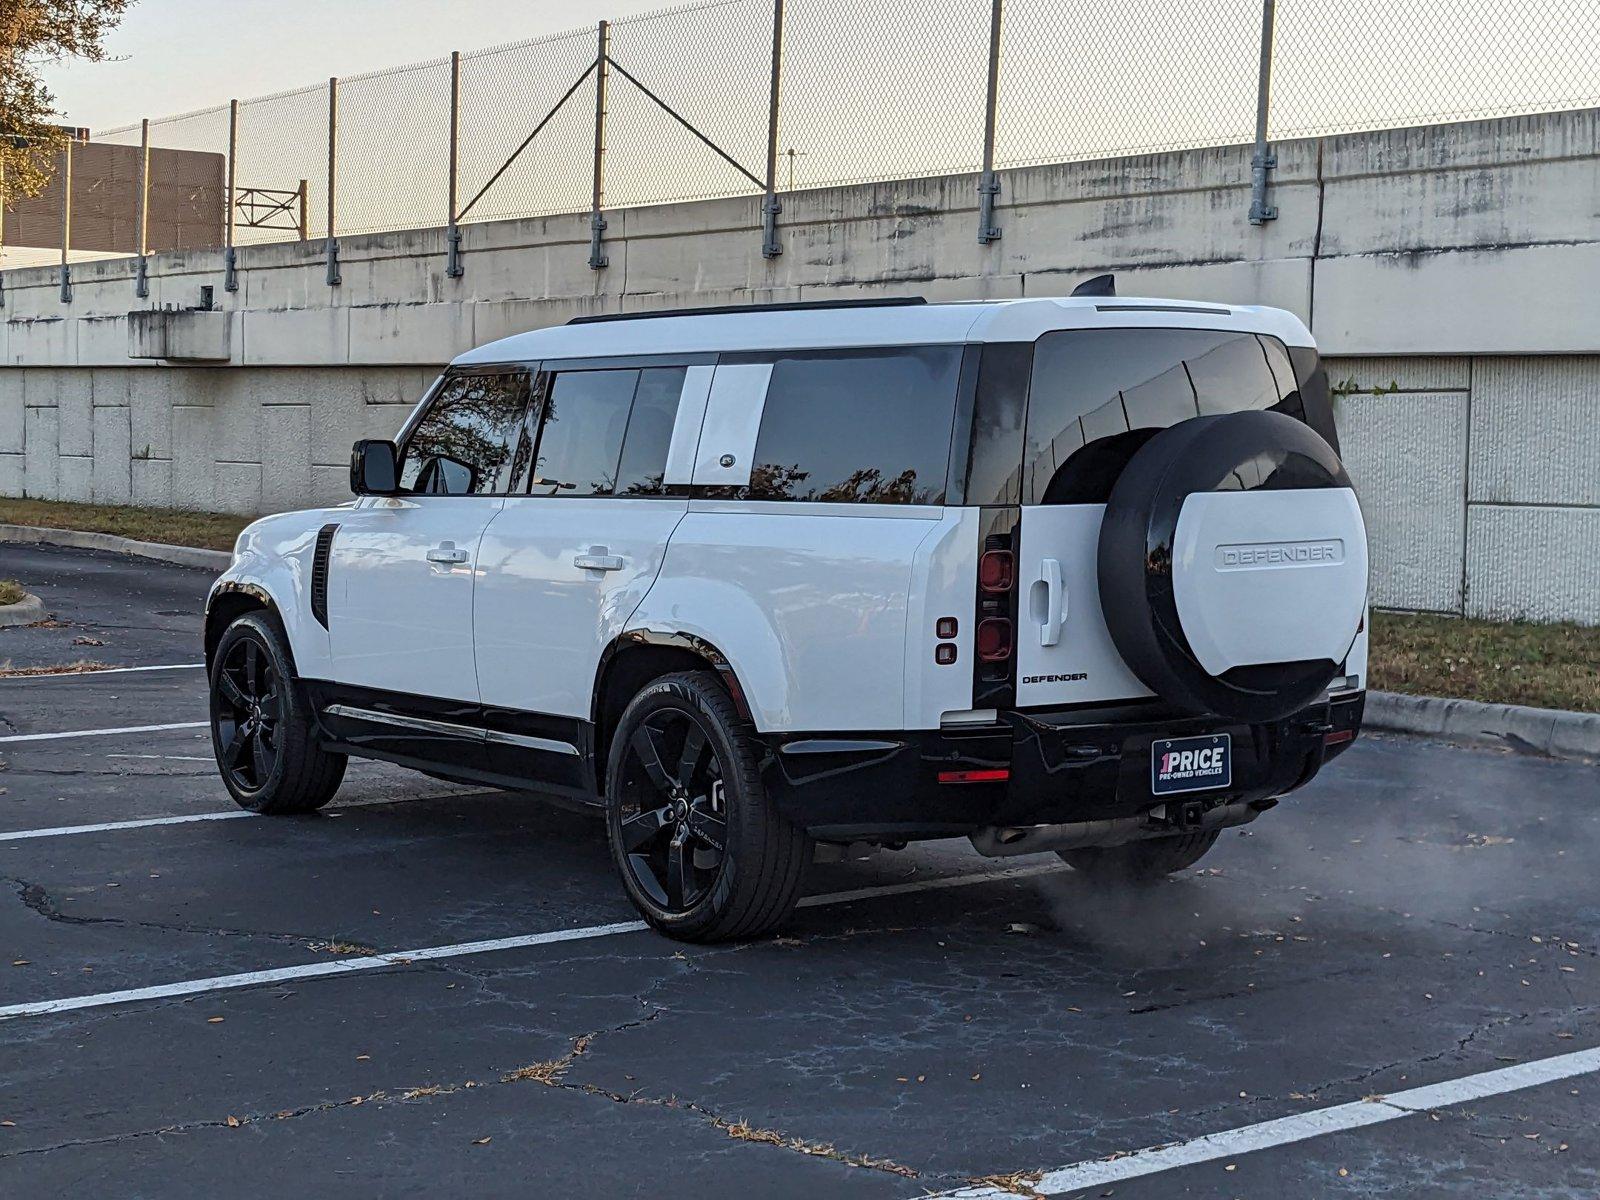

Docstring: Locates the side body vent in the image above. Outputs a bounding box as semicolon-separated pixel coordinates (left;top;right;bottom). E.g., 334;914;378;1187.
311;523;339;629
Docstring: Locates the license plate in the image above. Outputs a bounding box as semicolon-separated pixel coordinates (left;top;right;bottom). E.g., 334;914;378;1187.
1151;734;1232;796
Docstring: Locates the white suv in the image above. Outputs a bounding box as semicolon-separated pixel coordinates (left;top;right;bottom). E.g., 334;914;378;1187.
205;290;1369;942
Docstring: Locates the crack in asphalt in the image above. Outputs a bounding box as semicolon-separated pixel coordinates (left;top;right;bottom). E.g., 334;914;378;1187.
4;877;378;957
0;992;931;1181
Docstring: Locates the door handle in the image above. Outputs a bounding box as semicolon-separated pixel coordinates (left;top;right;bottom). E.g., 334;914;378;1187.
574;546;624;572
1039;557;1066;647
426;542;470;565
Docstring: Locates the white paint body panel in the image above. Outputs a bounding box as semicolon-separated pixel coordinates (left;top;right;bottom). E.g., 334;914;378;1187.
1172;488;1369;675
454;297;1314;368
902;508;980;728
1015;504;1154;708
690;363;771;486
474;497;688;719
324;496;501;701
209;508;347;681
630;501;948;732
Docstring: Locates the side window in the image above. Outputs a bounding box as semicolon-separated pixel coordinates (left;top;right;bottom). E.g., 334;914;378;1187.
399;370;531;496
744;347;962;504
528;369;640;497
1024;329;1293;505
614;367;687;496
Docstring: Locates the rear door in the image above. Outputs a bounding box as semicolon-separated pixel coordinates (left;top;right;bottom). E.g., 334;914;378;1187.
1014;328;1307;708
473;363;704;771
326;367;531;702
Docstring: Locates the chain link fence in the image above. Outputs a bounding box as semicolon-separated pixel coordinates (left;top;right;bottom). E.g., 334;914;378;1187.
6;0;1598;281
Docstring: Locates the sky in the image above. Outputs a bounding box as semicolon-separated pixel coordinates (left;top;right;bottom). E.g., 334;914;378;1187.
41;0;669;132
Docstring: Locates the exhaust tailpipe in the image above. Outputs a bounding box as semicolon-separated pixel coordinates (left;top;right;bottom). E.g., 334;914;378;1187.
968;800;1265;858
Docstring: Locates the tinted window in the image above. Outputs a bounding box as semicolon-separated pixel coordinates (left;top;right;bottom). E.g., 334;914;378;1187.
528;369;639;497
1024;329;1296;504
745;347;962;504
400;370;531;495
614;368;686;496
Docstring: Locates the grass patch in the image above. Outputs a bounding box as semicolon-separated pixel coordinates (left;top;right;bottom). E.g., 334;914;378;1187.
0;498;252;551
0;580;24;606
1369;610;1600;713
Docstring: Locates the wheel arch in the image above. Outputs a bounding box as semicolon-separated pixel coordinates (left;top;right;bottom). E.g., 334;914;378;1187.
205;582;280;670
590;631;753;793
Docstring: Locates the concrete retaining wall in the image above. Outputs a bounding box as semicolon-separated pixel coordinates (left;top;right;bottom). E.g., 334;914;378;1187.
3;108;1598;623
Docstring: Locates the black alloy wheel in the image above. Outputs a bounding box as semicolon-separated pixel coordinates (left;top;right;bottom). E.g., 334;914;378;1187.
212;634;283;793
209;611;345;814
604;671;810;942
615;709;728;912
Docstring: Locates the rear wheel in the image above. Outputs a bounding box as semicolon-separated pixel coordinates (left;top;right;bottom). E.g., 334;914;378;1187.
210;612;345;814
1058;830;1219;883
605;671;810;942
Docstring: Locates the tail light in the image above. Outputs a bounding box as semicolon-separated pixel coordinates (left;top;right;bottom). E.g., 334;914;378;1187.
972;519;1020;709
979;549;1015;593
976;617;1013;662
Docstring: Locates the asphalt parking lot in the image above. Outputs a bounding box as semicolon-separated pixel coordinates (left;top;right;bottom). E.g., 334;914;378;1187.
1;543;1596;1198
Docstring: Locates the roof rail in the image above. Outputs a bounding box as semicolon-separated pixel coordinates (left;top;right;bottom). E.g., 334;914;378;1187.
566;296;928;325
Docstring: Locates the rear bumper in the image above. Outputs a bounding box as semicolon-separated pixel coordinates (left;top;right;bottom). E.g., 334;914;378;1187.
758;690;1365;842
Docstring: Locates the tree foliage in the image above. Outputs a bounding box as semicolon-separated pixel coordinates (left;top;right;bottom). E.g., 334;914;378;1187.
1;0;130;201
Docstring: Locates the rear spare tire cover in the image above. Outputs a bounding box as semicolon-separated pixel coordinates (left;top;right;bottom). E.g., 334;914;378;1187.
1097;410;1368;723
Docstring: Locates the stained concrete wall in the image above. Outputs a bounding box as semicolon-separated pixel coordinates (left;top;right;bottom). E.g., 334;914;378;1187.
2;107;1598;623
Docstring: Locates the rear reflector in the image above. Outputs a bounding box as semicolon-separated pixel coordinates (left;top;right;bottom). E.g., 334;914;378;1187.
1323;729;1355;747
938;768;1010;784
976;617;1013;662
979;550;1015;593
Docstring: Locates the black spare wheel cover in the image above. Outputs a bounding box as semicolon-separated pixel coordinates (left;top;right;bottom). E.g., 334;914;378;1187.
1097;410;1364;723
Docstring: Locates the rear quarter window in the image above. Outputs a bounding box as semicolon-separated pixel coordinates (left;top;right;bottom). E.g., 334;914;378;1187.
1023;328;1307;505
741;347;963;505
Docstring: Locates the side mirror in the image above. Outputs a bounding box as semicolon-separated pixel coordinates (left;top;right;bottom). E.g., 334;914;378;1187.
350;439;400;496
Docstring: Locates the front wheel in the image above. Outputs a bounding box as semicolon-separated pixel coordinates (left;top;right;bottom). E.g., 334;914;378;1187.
1058;830;1219;883
605;671;810;943
210;612;345;814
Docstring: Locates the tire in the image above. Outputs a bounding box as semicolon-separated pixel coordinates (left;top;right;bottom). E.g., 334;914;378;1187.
604;670;810;943
1097;409;1366;723
1058;830;1219;883
209;611;345;814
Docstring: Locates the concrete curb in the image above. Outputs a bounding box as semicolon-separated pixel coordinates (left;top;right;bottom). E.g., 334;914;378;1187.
1366;690;1600;762
0;592;46;628
0;524;230;572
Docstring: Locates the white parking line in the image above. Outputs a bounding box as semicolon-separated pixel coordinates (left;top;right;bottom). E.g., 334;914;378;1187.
0;662;205;681
934;1047;1600;1198
0;863;1061;1021
0;721;208;745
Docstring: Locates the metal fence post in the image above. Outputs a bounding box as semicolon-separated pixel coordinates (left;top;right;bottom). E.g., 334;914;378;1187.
447;49;464;278
326;76;341;285
588;20;609;271
297;179;309;241
135;118;150;298
977;0;1004;244
225;98;239;290
59;138;73;303
1248;0;1278;224
760;0;785;259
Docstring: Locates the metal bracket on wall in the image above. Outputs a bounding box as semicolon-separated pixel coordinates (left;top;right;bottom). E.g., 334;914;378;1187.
761;196;782;259
446;224;463;278
224;246;238;292
325;238;341;286
59;264;72;304
977;171;1002;244
134;256;149;299
588;212;608;271
1248;150;1278;224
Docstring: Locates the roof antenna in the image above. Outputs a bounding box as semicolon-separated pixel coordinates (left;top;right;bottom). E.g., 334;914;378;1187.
1070;273;1116;298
